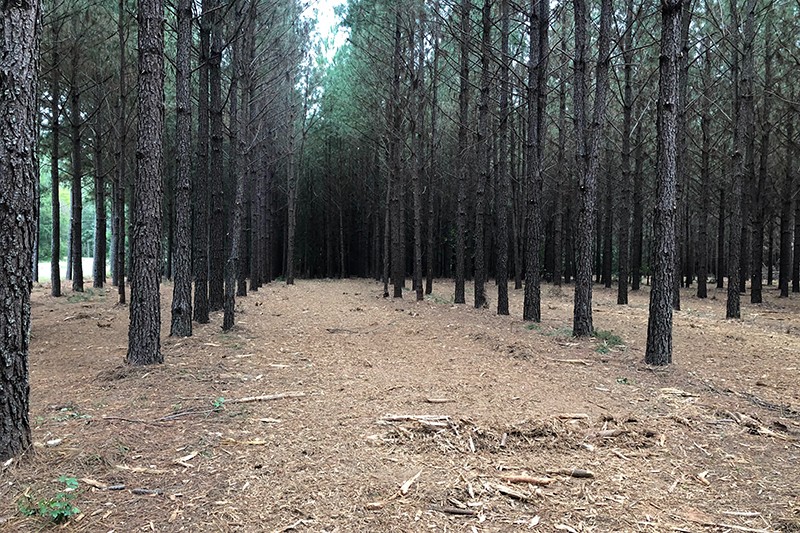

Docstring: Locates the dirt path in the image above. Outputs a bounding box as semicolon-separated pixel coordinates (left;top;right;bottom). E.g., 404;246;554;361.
2;279;799;532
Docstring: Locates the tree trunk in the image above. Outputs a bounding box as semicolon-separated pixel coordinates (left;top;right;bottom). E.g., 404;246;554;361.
572;0;611;336
411;16;425;302
389;10;403;298
50;26;62;297
170;0;192;337
69;36;84;293
645;0;682;366
750;10;772;304
454;0;470;305
192;0;210;322
127;0;164;365
0;0;39;460
523;0;542;322
496;0;511;315
631;108;645;291
474;0;491;310
115;0;127;305
426;5;440;296
779;98;794;297
208;0;225;311
617;0;634;304
717;188;725;288
697;38;712;299
93;126;106;288
727;0;757;319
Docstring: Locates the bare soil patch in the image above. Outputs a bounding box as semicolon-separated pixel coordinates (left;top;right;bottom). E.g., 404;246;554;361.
2;279;800;532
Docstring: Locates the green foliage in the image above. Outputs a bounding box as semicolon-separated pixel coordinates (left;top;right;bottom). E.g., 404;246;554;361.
212;397;226;410
593;329;625;354
18;476;81;524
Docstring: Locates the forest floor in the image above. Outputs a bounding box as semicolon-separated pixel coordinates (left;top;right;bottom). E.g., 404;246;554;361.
2;278;800;532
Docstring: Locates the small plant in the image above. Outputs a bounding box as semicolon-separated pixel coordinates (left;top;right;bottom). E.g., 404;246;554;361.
616;377;633;385
18;476;81;524
525;323;541;331
593;329;624;354
212;397;226;410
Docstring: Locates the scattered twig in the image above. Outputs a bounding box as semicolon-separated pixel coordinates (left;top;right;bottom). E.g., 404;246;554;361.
492;482;532;501
551;359;592;366
400;469;423;495
131;488;163;496
425;398;455;404
498;474;555;486
103;416;164;426
558;413;590;420
547;468;595;479
431;506;477;516
227;392;306;404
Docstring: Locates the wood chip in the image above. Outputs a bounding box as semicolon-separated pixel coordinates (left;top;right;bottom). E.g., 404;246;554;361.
80;478;108;490
432;506;477;516
558;413;590;420
547;468;595;479
400;469;423;495
425;398;455;404
492;482;532;501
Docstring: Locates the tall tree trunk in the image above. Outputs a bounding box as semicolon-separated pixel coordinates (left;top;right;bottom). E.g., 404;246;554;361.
779;98;794;297
208;0;225;311
602;163;612;288
523;0;542;322
474;0;491;309
115;0;127;304
50;26;62;298
553;60;567;288
496;0;510;315
93;126;106;288
572;0;611;336
170;0;192;337
127;0;164;365
411;16;425;302
645;0;682;366
390;10;403;298
69;36;84;293
617;0;634;304
426;3;440;296
727;0;756;319
192;0;210;322
631;110;645;290
454;0;470;305
717;187;725;288
672;1;690;311
697;38;712;299
750;9;772;304
0;0;39;460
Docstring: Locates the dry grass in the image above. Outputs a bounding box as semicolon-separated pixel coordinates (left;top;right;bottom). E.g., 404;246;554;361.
1;278;799;532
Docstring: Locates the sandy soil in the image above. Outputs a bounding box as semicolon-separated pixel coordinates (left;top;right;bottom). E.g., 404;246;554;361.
1;278;799;532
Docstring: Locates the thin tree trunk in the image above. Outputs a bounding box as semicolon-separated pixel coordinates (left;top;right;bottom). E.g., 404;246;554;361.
193;0;210;322
496;0;510;315
425;3;440;296
697;38;712;299
631;109;645;291
115;0;127;305
474;0;491;309
208;0;225;311
69;35;84;293
617;0;634;304
170;0;192;337
390;10;403;298
93;126;106;288
411;15;425;302
779;97;794;297
454;0;470;305
50;26;62;297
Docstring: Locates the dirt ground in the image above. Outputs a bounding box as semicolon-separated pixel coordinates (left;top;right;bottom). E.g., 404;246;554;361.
1;277;799;532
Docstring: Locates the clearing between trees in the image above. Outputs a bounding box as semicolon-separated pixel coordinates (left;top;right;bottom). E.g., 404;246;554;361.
2;279;799;532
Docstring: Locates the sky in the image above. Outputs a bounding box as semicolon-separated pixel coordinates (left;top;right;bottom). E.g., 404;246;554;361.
303;0;348;60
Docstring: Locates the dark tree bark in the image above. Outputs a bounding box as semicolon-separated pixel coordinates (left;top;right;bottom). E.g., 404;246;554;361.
411;16;425;302
631;110;645;291
127;0;164;365
645;0;682;366
779;98;795;298
496;0;510;315
553;59;568;288
474;0;491;309
672;1;691;311
50;25;62;298
602;164;612;289
389;10;403;298
114;0;127;305
425;4;440;296
192;0;211;322
523;0;543;322
572;0;612;336
750;10;772;304
170;0;192;337
697;38;712;299
208;0;225;311
617;0;634;304
727;0;756;319
69;35;84;293
93;125;106;288
0;0;39;460
286;91;298;285
717;187;725;288
454;0;470;305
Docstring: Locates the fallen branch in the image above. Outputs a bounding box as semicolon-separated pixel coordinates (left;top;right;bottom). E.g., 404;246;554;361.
492;482;532;501
431;506;477;516
227;392;306;404
551;359;592;366
426;398;455;404
498;474;555;486
547;468;595;479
